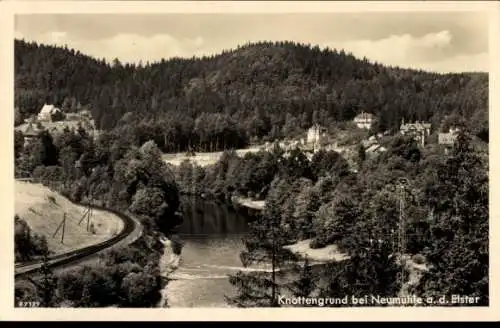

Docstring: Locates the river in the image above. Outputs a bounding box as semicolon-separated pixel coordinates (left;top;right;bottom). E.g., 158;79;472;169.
163;196;252;307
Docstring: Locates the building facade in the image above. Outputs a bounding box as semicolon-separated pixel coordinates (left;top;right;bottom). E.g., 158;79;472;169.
400;120;431;147
37;104;62;122
438;128;459;146
354;111;375;130
21;123;43;147
306;124;326;150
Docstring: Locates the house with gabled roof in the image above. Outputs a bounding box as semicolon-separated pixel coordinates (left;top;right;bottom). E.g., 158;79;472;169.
37;104;63;122
20;123;44;147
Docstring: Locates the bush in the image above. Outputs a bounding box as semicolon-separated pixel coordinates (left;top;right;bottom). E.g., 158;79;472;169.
15;280;41;306
15;215;49;261
57;269;85;303
32;165;64;184
309;237;328;249
50;111;66;122
120;272;161;307
412;253;426;265
168;234;184;255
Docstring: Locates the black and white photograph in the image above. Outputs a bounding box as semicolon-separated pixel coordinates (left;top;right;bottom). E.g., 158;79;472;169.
3;0;493;317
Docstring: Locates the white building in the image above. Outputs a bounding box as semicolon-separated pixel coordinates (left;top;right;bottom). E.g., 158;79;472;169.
400;120;432;147
37;104;62;122
354;111;375;130
438;128;459;146
306;124;326;150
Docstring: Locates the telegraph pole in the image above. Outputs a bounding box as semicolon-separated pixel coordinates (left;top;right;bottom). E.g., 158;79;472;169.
78;207;89;225
77;184;93;232
397;177;409;291
86;201;92;232
61;213;66;244
52;212;66;244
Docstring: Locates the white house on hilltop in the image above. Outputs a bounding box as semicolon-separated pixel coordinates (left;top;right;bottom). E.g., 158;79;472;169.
354;111;375;130
37;104;62;122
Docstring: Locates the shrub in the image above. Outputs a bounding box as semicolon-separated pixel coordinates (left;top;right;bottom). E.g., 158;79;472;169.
169;234;184;255
309;237;328;249
120;272;161;307
15;215;49;261
412;253;426;265
15;280;41;306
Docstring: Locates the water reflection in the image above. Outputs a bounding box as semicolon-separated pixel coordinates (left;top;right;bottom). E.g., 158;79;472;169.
166;196;250;307
175;196;249;236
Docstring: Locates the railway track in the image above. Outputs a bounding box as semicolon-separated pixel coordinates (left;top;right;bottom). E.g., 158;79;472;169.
15;204;142;278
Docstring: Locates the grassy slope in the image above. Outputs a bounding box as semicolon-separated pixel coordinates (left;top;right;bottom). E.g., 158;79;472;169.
15;181;124;255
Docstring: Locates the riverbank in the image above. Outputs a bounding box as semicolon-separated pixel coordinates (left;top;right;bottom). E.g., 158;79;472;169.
231;196;266;211
159;236;181;307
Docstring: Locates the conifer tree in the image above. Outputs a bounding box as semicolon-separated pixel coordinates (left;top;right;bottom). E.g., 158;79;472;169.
417;130;488;305
226;178;296;307
288;257;318;301
39;252;57;307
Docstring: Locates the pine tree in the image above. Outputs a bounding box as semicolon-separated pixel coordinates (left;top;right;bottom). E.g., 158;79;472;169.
357;144;366;168
288;257;318;301
226;179;296;307
417;130;488;305
39;252;57;307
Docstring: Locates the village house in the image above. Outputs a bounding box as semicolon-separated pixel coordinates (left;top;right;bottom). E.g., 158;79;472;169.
361;135;387;158
400;119;431;147
21;123;44;147
438;128;459;154
353;111;375;130
306;124;327;150
438;128;459;145
37;104;63;122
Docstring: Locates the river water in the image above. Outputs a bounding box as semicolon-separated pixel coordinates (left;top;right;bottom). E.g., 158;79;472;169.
164;196;251;307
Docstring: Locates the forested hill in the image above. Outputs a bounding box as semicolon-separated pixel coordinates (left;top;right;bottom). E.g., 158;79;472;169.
15;39;488;152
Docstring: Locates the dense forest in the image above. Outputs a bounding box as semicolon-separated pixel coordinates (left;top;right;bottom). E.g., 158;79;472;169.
15;124;181;307
15;39;488;152
14;39;489;307
174;131;488;306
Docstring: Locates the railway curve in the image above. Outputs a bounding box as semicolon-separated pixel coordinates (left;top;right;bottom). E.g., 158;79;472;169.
15;198;143;278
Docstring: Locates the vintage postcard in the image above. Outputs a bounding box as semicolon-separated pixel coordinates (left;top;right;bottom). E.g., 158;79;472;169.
0;0;498;322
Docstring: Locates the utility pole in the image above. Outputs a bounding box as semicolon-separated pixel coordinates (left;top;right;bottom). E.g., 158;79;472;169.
270;209;277;307
86;202;92;232
397;177;409;291
61;213;66;244
52;212;66;244
78;186;93;232
78;207;89;225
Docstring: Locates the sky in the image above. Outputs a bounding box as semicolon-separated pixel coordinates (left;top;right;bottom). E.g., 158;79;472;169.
14;12;489;73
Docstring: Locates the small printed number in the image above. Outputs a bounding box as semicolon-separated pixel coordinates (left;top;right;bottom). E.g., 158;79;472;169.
18;301;40;308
